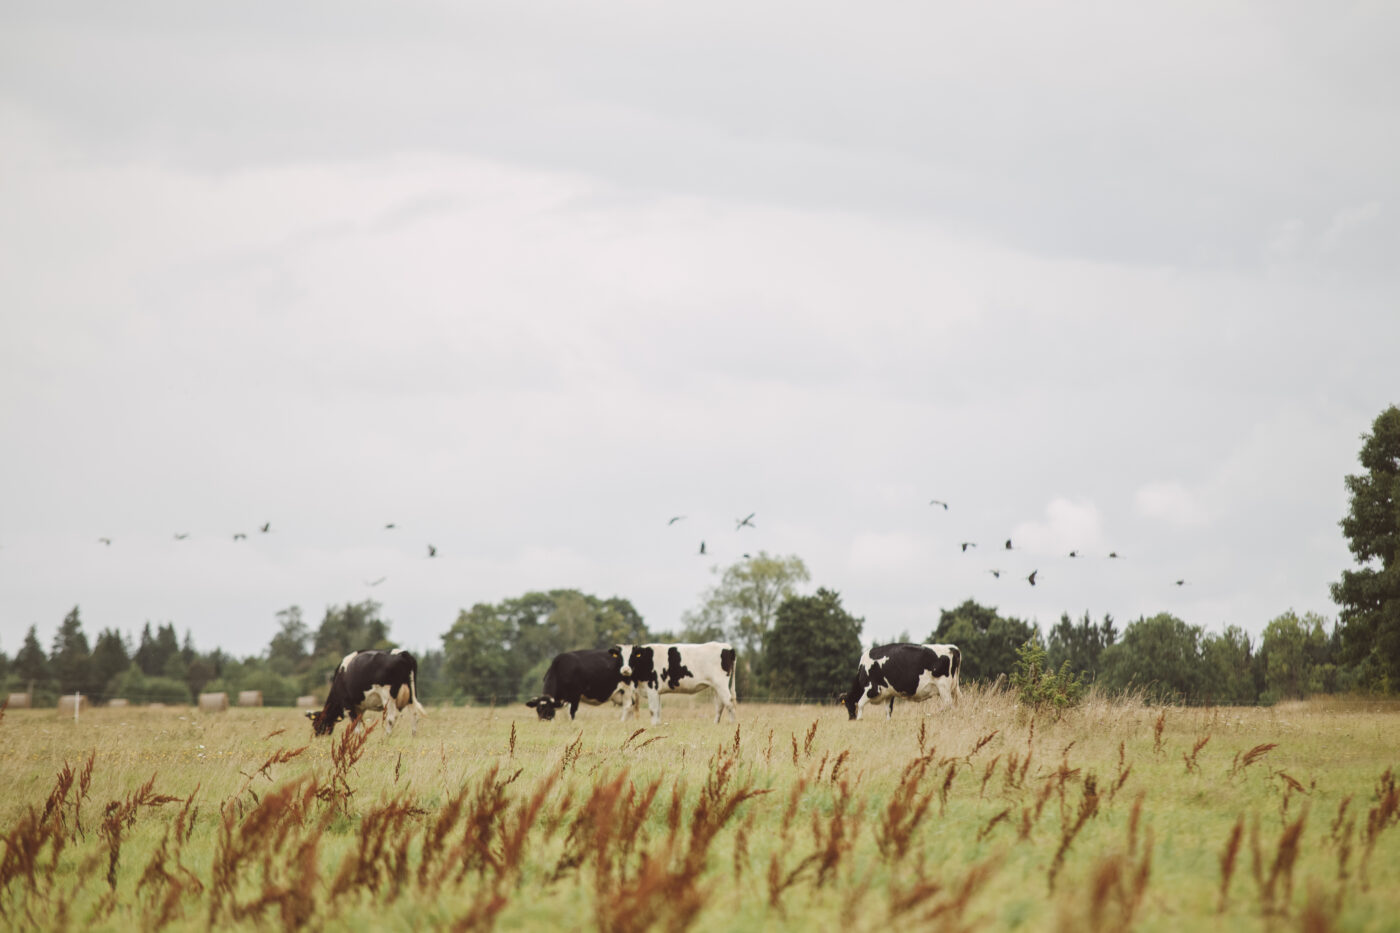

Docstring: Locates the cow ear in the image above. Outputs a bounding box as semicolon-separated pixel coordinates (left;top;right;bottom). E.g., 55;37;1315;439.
524;698;539;708
304;711;317;720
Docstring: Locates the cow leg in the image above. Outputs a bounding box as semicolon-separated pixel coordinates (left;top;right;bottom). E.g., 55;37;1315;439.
383;700;399;736
711;684;737;723
648;688;662;725
936;678;955;711
569;699;581;720
886;697;895;719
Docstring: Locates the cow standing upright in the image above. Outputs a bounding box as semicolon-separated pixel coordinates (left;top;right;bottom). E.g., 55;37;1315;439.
615;642;737;724
307;648;427;737
839;643;961;720
525;647;637;721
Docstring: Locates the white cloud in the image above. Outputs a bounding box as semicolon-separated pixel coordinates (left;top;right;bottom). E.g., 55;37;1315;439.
1134;482;1210;527
1010;499;1106;556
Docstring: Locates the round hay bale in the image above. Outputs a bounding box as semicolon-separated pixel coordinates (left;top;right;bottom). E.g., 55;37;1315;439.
57;695;90;715
295;695;320;709
107;698;130;708
6;692;32;709
237;690;264;707
198;692;229;713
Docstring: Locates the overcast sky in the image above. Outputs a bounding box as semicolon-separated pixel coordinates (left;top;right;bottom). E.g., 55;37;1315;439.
3;2;1397;662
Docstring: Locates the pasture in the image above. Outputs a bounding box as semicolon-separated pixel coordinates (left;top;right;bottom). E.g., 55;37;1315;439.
2;689;1397;931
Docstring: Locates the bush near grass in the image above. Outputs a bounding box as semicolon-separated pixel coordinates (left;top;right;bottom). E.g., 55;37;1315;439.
1010;638;1086;715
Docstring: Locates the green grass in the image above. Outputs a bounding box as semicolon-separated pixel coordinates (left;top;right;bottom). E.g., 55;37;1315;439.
2;688;1398;931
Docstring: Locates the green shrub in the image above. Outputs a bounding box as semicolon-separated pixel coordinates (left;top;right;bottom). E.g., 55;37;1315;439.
1010;639;1085;715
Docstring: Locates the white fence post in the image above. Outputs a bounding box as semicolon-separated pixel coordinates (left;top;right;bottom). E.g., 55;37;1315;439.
74;692;81;724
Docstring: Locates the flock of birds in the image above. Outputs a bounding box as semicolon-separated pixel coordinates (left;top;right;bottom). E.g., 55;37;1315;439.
929;498;1189;588
81;502;1188;594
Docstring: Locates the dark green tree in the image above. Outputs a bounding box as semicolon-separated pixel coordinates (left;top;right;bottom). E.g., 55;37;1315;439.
929;599;1039;682
13;625;49;691
442;603;519;702
1258;611;1337;702
1046;611;1118;681
135;622;181;677
1098;613;1204;703
50;607;96;696
1331;404;1400;692
764;588;864;700
311;601;392;664
267;605;311;676
90;628;131;701
1199;626;1259;705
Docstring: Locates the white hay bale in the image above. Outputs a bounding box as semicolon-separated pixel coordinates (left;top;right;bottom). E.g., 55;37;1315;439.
57;695;89;715
107;698;130;708
296;695;320;709
198;692;229;713
237;690;263;707
5;692;31;709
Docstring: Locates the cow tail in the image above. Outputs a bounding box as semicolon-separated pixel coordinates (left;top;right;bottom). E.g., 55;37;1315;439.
411;668;427;715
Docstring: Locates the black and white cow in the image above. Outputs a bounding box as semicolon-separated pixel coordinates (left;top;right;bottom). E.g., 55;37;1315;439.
838;643;961;720
524;647;637;721
306;648;427;737
614;642;737;724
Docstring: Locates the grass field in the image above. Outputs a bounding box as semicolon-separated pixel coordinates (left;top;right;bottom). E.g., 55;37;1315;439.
2;688;1398;931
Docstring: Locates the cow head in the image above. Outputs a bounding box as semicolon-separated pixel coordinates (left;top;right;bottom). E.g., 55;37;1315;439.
611;644;633;679
305;709;340;736
525;696;565;720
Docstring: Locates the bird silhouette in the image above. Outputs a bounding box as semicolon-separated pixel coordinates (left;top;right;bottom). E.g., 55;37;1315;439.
960;542;977;553
929;499;949;510
1027;570;1038;586
232;533;247;541
668;516;686;525
1109;551;1123;559
174;533;189;540
385;523;397;530
1068;550;1079;558
259;522;271;533
427;544;437;558
366;577;387;587
736;513;756;531
989;569;1002;579
1005;539;1014;550
98;537;112;546
699;541;707;555
1175;579;1188;586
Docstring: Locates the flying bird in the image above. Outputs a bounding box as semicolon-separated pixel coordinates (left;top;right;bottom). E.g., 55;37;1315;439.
385;523;397;530
427;544;437;558
960;542;977;553
259;522;271;533
988;569;1001;579
698;541;707;555
1068;550;1079;558
736;513;756;531
1005;539;1014;550
174;533;189;540
232;533;247;541
929;499;949;510
366;577;387;587
668;515;686;525
1109;551;1123;559
1175;579;1188;587
1027;570;1038;586
98;537;112;546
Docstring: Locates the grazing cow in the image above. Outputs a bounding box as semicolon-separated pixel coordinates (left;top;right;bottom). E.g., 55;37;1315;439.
525;647;637;721
615;642;737;724
307;648;427;737
839;643;961;720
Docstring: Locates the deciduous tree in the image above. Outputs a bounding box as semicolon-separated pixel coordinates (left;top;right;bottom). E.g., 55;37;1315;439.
764;588;863;700
1332;404;1400;691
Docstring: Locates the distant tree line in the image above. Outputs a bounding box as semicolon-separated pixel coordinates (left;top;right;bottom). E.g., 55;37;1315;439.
4;405;1397;708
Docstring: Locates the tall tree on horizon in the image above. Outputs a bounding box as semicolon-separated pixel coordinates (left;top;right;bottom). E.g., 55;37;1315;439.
1331;404;1400;691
